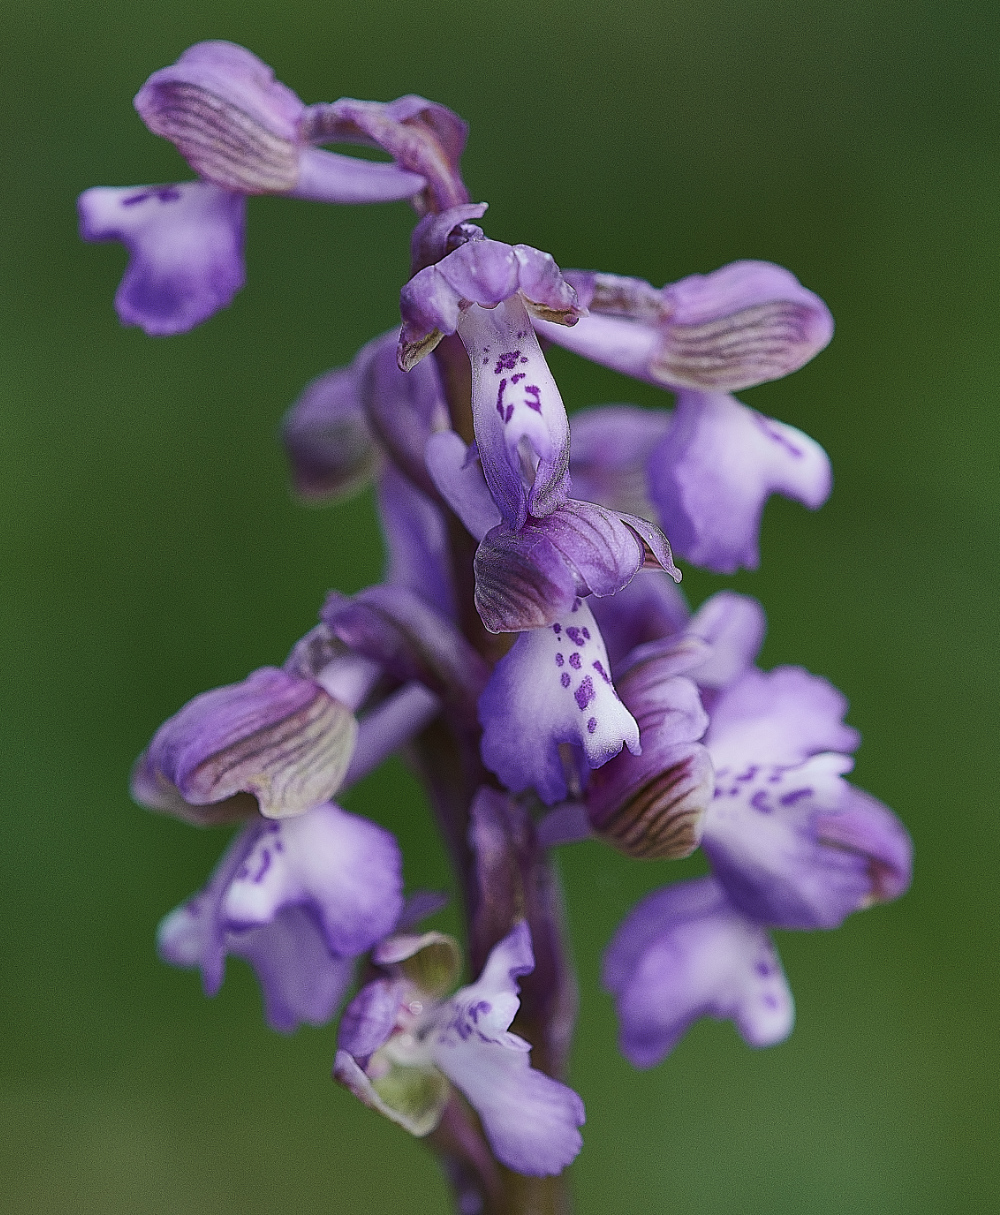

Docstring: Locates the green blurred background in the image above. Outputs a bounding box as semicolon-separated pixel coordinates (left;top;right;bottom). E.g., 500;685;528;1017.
2;0;996;1210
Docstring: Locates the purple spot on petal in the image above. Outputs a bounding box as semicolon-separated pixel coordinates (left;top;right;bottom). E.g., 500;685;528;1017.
494;350;522;373
755;961;772;977
251;848;272;883
581;627;590;640
566;626;585;646
524;385;542;412
587;716;597;734
121;191;151;207
496;378;507;418
780;787;814;806
572;599;581;612
552;623;562;634
555;652;564;666
574;676;595;710
511;372;525;384
592;659;610;683
736;765;759;782
520;356;528;364
504;403;514;423
561;672;571;688
569;652;582;670
750;790;772;814
763;994;779;1009
754;412;803;457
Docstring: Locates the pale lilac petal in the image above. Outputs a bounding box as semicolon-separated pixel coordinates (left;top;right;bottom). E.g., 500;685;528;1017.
377;465;457;620
533;312;662;381
281;357;379;503
653;261;834;391
134;41;304;193
473;499;677;634
684;591;767;689
536;801;593;847
228;907;354;1032
291;147;425;202
424;431;501;541
603;877;794;1067
304;94;467;212
589;570;691;674
586;659;712;859
156;827;256;995
457;295;571;529
512;244;585;323
323;585;490;711
814;786;913;905
363;330;449;497
479;600;639;803
338;977;408;1059
410;203;489;274
221;802;403;956
158;829;352;1031
705;666;860;770
310;653;382;711
78;182;245;336
341;683;443;789
702;752;873;928
432;924;585;1176
648;391;832;573
569;404;670;519
132;666;357;822
536;261;833;393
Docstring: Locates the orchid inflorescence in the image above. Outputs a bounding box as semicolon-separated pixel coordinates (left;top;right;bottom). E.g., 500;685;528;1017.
80;41;912;1214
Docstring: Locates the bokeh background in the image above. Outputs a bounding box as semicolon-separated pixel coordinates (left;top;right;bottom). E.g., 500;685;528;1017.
2;1;996;1211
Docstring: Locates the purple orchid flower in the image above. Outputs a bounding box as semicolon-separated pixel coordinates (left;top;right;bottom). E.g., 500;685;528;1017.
603;876;795;1068
335;922;585;1176
426;430;647;801
548;262;835;572
79;42;428;335
400;217;679;632
566;393;832;574
158;800;403;1032
599;587;911;1063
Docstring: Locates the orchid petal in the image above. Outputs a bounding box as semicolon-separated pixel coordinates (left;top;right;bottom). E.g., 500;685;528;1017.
569;404;670;519
432;924;585;1176
474;499;677;634
479;600;639;803
78;182;245;336
132;667;357;822
648;391;832;573
705;665;860;770
603;877;794;1067
221;801;403;956
684;591;767;689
